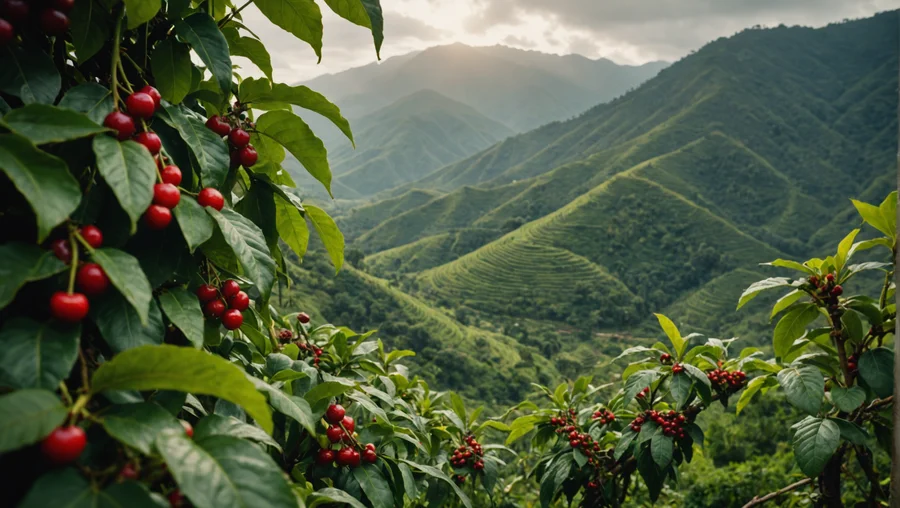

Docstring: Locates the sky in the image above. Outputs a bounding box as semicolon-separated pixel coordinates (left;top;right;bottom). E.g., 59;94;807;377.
239;0;900;84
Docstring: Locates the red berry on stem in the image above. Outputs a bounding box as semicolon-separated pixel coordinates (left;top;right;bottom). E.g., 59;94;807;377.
222;309;243;330
139;85;161;108
76;263;109;296
126;92;156;118
239;145;258;167
134;131;162;155
144;205;172;229
316;448;335;465
229;128;250;147
104;111;136;140
1;0;28;22
326;425;344;443
341;416;355;434
204;300;226;318
40;9;69;35
168;490;185;508
0;18;12;45
80;225;103;248
51;238;72;263
206;116;232;136
153;183;181;209
336;447;360;467
197;187;224;211
221;279;240;298
196;284;218;302
50;292;89;322
326;404;346;424
297;312;311;324
41;426;86;464
180;420;193;438
228;291;250;311
362;449;377;463
365;443;376;452
161;165;182;186
53;0;75;13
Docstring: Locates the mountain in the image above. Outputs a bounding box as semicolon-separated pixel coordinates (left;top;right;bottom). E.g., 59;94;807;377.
338;12;898;340
325;90;515;198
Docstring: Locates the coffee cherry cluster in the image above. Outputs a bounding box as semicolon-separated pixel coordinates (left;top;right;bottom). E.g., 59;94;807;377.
195;279;247;330
671;363;684;374
706;365;746;391
47;225;110;323
205;103;258;170
449;434;484;472
0;0;72;46
298;341;323;367
591;409;615;425
659;353;672;364
630;409;689;438
277;329;293;342
808;273;843;300
635;386;651;399
847;354;858;372
316;404;377;469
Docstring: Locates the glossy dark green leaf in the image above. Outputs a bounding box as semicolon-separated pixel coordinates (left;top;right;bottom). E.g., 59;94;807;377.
538;455;571;508
252;0;323;60
303;380;355;404
151;38;194;105
235;182;277;247
194;414;281;451
306;204;344;272
400;459;472;508
207;208;276;301
858;347;893;398
0;389;68;453
101;402;183;454
353;464;393;508
221;27;273;80
669;372;692;409
777;366;824;415
58;83;114;124
309;488;367;508
829;417;868;445
614;429;637;460
173;195;214;253
0;243;66;309
650;431;673;468
93;136;157;232
637;447;664;501
249;377;316;434
158;287;205;348
91;345;272;433
245;78;352;144
124;0;161;29
773;304;819;359
323;0;383;57
156;433;295;507
737;277;791;310
3;104;106;144
623;370;659;402
70;0;110;62
160;104;229;188
0;134;81;242
0;318;79;390
792;416;839;477
92;248;154;324
256;110;331;195
830;385;865;413
175;14;232;92
92;295;165;353
274;194;309;258
0;45;60;104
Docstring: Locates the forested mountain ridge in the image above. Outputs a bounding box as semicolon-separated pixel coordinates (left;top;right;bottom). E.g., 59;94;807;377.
336;12;897;340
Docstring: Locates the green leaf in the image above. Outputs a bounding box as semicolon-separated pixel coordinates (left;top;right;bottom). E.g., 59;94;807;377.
249;377;316;434
251;0;323;61
829;418;868;445
58;83;114;124
624;370;659;403
160;104;230;188
0;134;81;242
207;208;276;301
124;0;161;29
858;347;893;398
400;459;472;508
877;192;897;241
0;389;68;453
91;248;153;324
274;194;309;259
91;345;273;433
158;288;205;348
70;0;110;62
21;469;162;508
175;13;233;92
323;0;383;57
650;430;673;468
156;433;295;507
773;304;819;359
0;318;79;390
93;136;157;233
151;38;194;105
736;376;767;415
834;229;860;272
222;27;273;80
637;445;664;501
0;45;60;104
306;204;344;271
770;289;807;320
256;110;331;196
194;414;281;451
777;366;824;415
841;310;864;343
353;464;393;508
764;259;815;274
792;417;840;477
0;243;66;310
246;78;353;145
737;277;791;310
92;295;165;352
669;372;692;410
3;104;106;145
614;429;637;460
174;195;215;253
303;380;355;404
101;402;183;455
852;197;894;240
309;488;368;508
654;313;685;358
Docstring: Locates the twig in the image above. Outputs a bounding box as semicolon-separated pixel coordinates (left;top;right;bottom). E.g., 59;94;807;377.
741;478;813;507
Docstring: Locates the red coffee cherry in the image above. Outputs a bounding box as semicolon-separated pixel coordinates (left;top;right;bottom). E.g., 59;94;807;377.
126;92;156;119
134;131;162;155
221;309;243;330
195;284;218;302
80;225;103;248
297;312;311;324
197;187;224;211
40;9;69;35
336;447;360;467
362;449;377;463
161;165;182;186
53;0;75;13
153;183;181;209
41;426;86;464
316;448;335;465
326;425;344;443
168;490;186;508
144;205;172;229
341;416;355;434
76;263;109;296
205;116;231;137
0;18;13;45
229;128;250;147
50;291;89;322
204;300;226;318
228;291;250;311
104;111;136;140
325;404;346;424
51;238;72;263
1;0;29;23
139;85;161;108
180;420;193;438
238;145;258;167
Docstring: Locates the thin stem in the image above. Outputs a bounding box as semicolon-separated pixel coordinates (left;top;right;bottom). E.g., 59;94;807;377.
77;347;91;392
218;0;253;27
121;51;146;80
110;9;126;106
741;478;813;507
67;231;79;294
67;393;91;426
